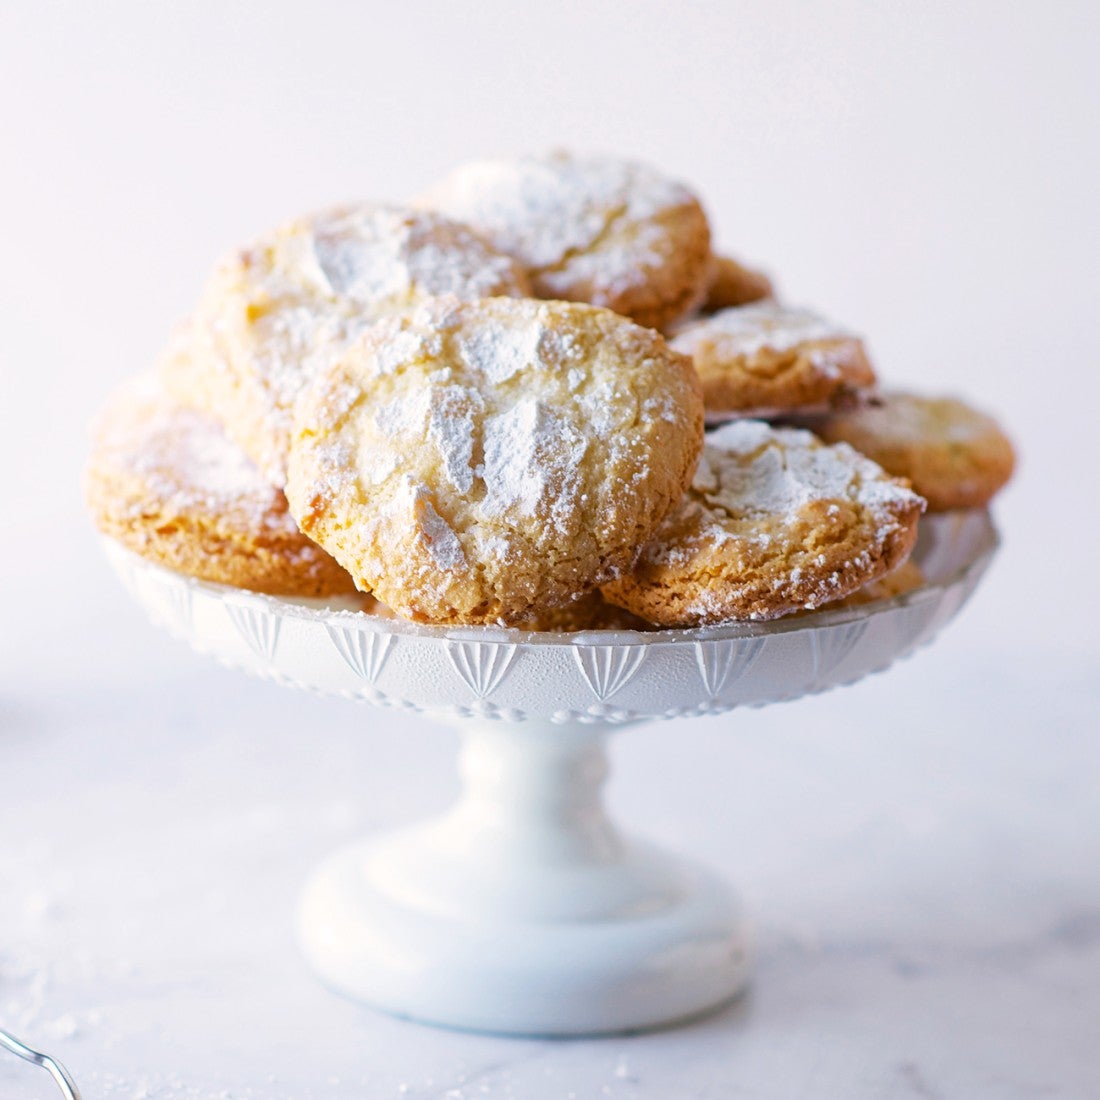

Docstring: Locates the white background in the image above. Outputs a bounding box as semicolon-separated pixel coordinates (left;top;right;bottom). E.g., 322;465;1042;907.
2;3;1098;1098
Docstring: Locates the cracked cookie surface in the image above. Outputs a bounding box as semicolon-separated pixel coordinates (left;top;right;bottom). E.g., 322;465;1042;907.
160;204;530;486
669;301;877;419
601;420;924;626
815;392;1015;511
417;152;712;330
286;297;704;625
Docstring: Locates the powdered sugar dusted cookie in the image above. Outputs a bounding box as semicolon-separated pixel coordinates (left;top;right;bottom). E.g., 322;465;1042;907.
833;560;926;608
417;152;712;330
669;302;876;420
601;420;924;626
286;297;704;625
702;254;774;312
815;392;1015;511
161;204;530;486
512;591;655;633
84;379;358;597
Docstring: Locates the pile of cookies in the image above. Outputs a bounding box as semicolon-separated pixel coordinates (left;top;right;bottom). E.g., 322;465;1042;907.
84;152;1014;630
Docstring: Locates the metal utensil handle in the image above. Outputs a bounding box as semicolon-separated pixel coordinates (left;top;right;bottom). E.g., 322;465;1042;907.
0;1027;82;1100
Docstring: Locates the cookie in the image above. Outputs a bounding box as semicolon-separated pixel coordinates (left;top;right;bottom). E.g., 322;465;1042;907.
513;591;654;633
702;254;774;311
830;560;926;609
601;420;925;626
84;379;358;597
668;302;877;419
351;583;652;632
161;204;530;486
416;152;712;330
286;297;704;625
814;392;1016;511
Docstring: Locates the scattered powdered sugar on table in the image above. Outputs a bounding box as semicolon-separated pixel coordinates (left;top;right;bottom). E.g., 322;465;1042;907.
671;302;855;358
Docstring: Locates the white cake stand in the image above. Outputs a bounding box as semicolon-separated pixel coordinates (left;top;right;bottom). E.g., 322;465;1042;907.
102;509;997;1036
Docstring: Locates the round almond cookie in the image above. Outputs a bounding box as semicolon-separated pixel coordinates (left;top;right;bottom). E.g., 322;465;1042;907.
84;379;358;598
513;591;655;633
814;392;1016;511
827;560;926;610
702;254;775;312
416;152;712;331
601;420;925;626
350;584;653;632
286;297;705;625
668;301;877;420
161;204;530;487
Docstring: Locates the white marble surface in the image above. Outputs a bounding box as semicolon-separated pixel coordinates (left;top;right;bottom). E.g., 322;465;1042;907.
4;2;1100;1095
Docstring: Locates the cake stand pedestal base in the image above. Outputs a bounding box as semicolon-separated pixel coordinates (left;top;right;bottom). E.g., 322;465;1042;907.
298;721;750;1036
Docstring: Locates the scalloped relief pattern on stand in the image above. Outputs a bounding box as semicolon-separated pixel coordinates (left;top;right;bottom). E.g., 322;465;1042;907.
447;641;519;699
695;637;766;699
226;603;281;664
808;620;868;690
327;626;395;686
573;645;647;702
151;575;194;636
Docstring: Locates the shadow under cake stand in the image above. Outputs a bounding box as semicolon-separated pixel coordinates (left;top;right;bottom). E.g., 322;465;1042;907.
103;509;997;1036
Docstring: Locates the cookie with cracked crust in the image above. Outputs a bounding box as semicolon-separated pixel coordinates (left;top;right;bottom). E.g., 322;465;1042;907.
668;302;877;420
814;392;1016;511
416;152;712;331
84;379;358;597
702;254;775;311
160;204;530;486
825;560;926;611
513;591;655;633
360;588;654;632
286;297;705;625
601;420;925;626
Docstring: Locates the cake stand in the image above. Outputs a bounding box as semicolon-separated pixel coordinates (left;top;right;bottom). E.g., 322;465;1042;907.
102;509;997;1036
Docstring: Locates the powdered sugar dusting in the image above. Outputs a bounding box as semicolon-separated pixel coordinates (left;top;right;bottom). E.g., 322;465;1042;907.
370;383;481;494
478;398;588;525
418;497;466;570
190;204;525;483
374;386;431;440
699;420;922;522
458;322;542;384
301;206;522;302
350;305;603;546
671;302;855;358
289;297;700;620
539;218;668;301
92;380;296;532
373;327;441;376
854;392;996;444
420;152;693;279
427;386;481;493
